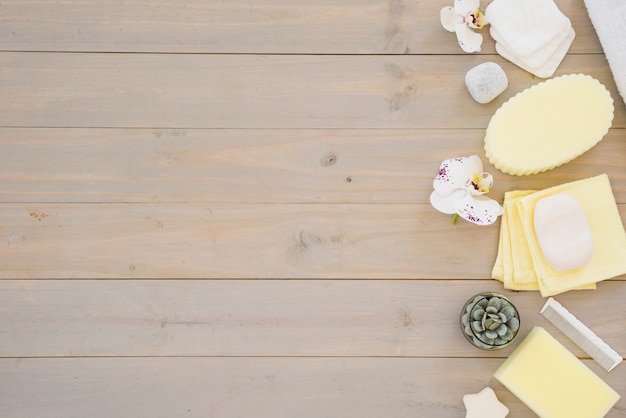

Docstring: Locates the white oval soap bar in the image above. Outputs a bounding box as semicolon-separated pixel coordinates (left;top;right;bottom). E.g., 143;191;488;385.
485;74;613;175
533;193;593;272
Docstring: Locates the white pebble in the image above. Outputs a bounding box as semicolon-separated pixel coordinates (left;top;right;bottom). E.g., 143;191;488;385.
465;62;508;104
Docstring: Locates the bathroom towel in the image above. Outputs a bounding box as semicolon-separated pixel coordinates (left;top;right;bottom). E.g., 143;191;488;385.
518;174;626;296
492;191;542;290
491;26;572;70
486;0;571;57
584;0;626;107
494;29;575;78
492;191;594;292
487;0;574;78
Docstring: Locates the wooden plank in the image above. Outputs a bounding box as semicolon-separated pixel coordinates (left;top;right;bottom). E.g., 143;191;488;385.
0;0;603;55
0;356;624;418
0;202;500;279
1;128;625;204
1;53;623;129
1;203;625;279
0;1;622;416
0;279;624;358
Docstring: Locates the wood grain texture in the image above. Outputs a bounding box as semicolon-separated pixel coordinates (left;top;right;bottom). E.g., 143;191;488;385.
1;53;624;129
0;280;624;358
1;356;625;418
1;0;625;416
1;128;625;204
0;202;500;279
0;0;603;54
1;202;624;279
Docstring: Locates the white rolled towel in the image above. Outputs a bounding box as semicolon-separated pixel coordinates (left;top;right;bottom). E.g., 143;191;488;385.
584;0;626;107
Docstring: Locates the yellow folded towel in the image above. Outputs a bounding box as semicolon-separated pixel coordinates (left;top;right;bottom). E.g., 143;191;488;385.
493;174;625;296
492;190;540;291
509;191;541;287
518;174;626;296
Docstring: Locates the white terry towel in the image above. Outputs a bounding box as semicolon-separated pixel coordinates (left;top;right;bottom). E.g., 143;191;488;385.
584;0;626;108
495;29;575;78
490;25;571;69
486;0;571;58
486;0;574;78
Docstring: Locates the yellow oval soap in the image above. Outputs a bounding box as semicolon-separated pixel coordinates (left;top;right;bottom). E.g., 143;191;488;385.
484;74;613;176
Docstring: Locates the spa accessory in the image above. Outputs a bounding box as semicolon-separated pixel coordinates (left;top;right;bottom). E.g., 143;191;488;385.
461;293;520;350
584;0;626;107
486;0;574;78
465;62;508;104
540;298;623;372
533;193;593;272
494;327;620;418
492;174;626;296
492;190;542;291
484;74;614;176
463;387;509;418
494;29;574;79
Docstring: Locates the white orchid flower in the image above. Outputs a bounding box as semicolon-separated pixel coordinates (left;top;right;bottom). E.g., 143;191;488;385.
430;155;503;225
440;0;488;53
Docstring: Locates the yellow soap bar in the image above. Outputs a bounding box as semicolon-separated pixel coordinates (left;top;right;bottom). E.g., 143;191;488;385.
494;327;620;418
485;74;613;176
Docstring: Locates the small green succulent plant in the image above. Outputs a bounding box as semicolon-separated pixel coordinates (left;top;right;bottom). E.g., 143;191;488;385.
461;294;520;349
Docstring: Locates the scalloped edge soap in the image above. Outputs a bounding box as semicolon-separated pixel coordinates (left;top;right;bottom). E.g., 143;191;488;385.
484;74;613;176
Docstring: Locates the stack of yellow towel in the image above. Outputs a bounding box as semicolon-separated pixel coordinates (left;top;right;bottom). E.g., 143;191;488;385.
492;174;626;296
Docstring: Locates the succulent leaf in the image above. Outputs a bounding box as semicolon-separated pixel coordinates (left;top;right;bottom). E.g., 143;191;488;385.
473;308;485;320
504;328;515;341
501;306;516;321
487;297;502;310
508;317;520;332
484;318;497;330
486;306;498;314
472;320;484;332
485;330;498;339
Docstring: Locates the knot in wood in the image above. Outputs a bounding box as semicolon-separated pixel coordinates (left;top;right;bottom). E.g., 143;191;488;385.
320;152;338;167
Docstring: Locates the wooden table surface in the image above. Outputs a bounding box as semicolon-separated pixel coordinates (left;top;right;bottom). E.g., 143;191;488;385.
1;1;625;416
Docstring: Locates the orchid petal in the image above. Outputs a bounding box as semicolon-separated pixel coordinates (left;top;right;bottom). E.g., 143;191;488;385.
440;7;457;32
465;155;484;173
430;189;467;215
433;156;478;196
454;194;504;225
454;0;480;15
455;23;483;53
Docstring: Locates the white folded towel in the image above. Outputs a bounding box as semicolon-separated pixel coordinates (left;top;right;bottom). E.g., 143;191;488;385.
495;29;575;79
490;26;571;70
486;0;574;78
584;0;626;107
487;0;571;58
